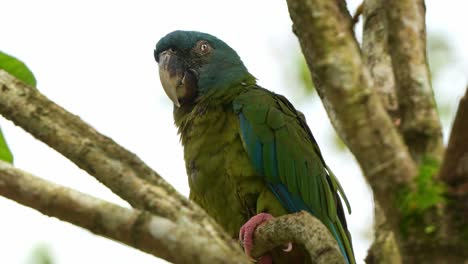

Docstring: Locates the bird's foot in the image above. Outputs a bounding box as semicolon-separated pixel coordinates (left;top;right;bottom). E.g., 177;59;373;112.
239;213;293;263
239;213;272;258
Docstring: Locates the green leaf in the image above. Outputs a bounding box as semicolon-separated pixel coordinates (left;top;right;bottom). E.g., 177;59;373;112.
0;126;13;163
0;51;35;164
0;51;36;86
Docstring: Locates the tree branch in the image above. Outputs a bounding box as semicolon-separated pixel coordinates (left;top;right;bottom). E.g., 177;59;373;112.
286;0;417;231
251;211;345;264
0;70;349;263
385;0;444;162
439;87;468;193
0;69;233;246
0;160;344;264
365;203;402;264
361;1;403;263
0;160;248;264
362;0;399;121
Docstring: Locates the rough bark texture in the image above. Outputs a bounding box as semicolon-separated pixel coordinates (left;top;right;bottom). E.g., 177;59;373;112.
286;0;467;263
286;0;416;240
365;204;401;264
251;212;345;264
0;69;344;264
361;1;401;262
0;70;228;238
0;161;245;264
385;0;444;163
362;0;398;121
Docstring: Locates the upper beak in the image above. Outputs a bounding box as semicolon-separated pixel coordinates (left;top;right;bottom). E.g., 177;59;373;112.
157;50;185;107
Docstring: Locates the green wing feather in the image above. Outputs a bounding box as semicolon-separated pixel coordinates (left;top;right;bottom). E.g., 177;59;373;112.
234;86;355;264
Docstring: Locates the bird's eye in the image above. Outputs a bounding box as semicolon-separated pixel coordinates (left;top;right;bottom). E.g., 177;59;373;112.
196;41;211;55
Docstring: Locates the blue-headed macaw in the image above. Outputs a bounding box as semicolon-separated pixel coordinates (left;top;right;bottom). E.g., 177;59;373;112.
155;30;355;264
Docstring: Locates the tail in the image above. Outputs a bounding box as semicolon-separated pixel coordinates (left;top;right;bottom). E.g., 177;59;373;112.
329;220;356;264
325;200;356;264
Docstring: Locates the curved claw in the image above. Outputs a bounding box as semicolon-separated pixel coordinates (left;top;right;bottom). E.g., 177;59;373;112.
282;242;293;252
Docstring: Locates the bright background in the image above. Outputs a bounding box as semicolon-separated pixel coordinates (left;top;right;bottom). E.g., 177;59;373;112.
0;1;466;263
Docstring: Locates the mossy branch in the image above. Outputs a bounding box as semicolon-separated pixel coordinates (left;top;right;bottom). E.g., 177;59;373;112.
286;0;417;234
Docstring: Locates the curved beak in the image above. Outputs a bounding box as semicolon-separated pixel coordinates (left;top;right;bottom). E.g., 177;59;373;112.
157;51;185;107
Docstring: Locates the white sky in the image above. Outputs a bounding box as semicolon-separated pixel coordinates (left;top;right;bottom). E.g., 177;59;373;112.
0;1;466;263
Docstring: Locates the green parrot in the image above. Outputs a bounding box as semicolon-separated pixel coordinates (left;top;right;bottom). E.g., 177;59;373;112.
154;30;355;264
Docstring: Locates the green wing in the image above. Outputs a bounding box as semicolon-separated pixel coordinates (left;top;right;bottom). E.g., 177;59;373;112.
233;86;355;264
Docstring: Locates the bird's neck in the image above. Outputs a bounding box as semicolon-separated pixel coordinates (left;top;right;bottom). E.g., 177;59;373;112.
173;77;256;135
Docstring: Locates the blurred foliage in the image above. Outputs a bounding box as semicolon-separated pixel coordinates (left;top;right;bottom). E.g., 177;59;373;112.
427;33;453;81
398;156;446;235
297;55;316;95
427;33;453;123
26;244;54;264
0;51;37;163
331;131;348;152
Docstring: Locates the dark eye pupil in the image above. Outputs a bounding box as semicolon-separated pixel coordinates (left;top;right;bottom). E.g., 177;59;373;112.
201;44;207;50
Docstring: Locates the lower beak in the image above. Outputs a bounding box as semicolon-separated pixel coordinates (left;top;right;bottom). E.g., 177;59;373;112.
158;51;185;107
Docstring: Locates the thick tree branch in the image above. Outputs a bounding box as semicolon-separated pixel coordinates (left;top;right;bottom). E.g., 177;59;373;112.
361;1;402;263
0;69;234;248
0;161;344;264
251;212;345;264
362;0;398;121
365;204;401;264
0;70;349;263
439;87;468;193
385;0;444;162
0;160;249;264
286;0;417;231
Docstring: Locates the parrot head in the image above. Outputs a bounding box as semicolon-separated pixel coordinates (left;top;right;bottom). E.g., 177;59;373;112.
155;31;252;107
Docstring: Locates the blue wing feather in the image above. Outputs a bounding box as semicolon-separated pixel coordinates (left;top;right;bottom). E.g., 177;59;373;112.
234;87;355;264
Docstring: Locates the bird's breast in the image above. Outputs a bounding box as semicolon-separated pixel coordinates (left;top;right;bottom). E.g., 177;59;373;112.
178;106;262;235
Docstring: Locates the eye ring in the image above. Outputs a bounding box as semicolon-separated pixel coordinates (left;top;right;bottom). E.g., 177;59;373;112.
196;40;211;55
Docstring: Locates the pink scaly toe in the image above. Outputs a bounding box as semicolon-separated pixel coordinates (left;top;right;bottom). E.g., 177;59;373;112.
239;213;274;263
